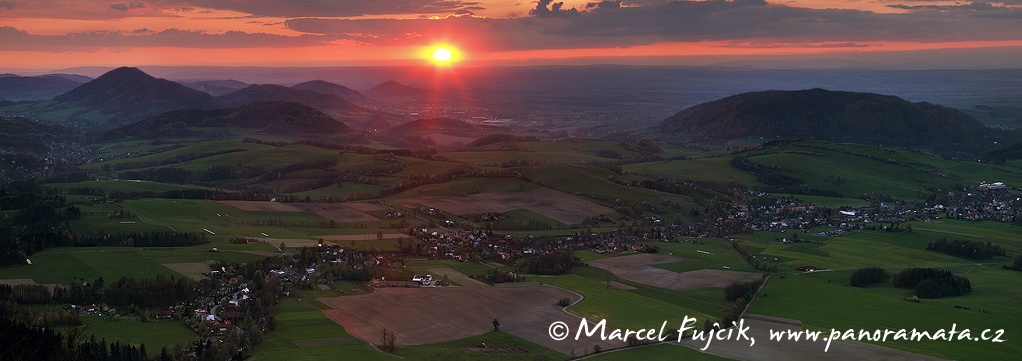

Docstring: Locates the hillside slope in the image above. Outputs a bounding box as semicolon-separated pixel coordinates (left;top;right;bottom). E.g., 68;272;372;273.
48;67;217;127
658;88;1008;154
106;100;351;139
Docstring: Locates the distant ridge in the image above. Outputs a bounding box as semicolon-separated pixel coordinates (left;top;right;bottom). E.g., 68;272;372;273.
218;84;364;112
0;74;87;101
180;79;249;97
367;80;429;99
658;88;1007;154
106;100;351;139
292;80;369;105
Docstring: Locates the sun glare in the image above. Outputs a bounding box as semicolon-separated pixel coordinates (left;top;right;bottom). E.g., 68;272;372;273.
426;44;461;66
433;48;452;62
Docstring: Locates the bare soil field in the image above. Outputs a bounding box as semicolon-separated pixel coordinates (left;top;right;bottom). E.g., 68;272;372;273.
678;317;945;361
342;203;386;212
294;203;380;223
217;200;304;212
162;262;210;281
218;201;380;223
589;254;761;290
319;286;626;354
401;188;614;224
0;278;37;286
425;267;488;287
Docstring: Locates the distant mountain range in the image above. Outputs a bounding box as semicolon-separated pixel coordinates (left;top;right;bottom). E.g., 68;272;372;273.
179;79;249;97
105;100;351;139
292;80;370;105
658;88;1014;154
0;74;89;101
0;67;390;130
367;80;429;99
218;84;364;112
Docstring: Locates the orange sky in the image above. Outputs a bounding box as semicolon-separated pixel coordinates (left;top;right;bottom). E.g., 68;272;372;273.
1;0;1021;70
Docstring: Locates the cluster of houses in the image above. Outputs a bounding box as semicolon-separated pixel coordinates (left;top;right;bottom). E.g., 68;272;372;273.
920;187;1020;223
405;226;662;264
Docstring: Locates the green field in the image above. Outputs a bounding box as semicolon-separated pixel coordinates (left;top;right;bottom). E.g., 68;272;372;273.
252;298;566;361
396;331;565;361
741;141;1022;199
733;228;1015;271
69;197;399;241
49;180;209;194
251;299;393;361
749;269;1022;360
0;244;270;284
743;220;1022;360
539;273;717;332
649;239;759;273
587;343;734;361
81;316;197;351
623;158;756;184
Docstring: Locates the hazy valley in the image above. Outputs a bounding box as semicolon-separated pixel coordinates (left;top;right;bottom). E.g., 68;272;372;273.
1;65;1021;361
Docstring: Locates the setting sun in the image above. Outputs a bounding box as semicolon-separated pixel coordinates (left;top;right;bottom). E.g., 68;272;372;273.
433;48;452;62
425;44;461;66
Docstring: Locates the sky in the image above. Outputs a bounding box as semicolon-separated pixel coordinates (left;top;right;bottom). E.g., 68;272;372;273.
2;0;1022;70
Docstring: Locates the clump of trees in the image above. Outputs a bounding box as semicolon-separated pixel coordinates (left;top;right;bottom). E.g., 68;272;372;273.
52;275;196;309
474;268;525;285
927;238;1006;260
892;268;971;299
1003;255;1022;272
517;251;583;275
849;266;890;287
724;280;762;302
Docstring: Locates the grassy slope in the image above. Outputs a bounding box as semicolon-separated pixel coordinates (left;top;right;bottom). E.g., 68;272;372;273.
749;270;1021;361
744;221;1022;360
623;158;756;184
648;239;760;273
0;243;271;284
251;298;392;361
587;343;734;361
81;316;196;351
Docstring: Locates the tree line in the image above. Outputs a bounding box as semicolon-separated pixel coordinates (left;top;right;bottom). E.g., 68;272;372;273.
849;266;891;287
517;251;583;275
927;237;1006;260
892;268;972;299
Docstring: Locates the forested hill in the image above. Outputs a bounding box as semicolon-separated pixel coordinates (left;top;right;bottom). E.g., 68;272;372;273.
52;67;216;126
0;117;68;156
104;100;351;139
658;88;1013;155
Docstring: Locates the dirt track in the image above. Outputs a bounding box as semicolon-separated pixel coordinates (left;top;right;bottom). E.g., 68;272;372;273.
319;286;626;354
589;254;761;290
218;201;380;223
400;188;614;224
